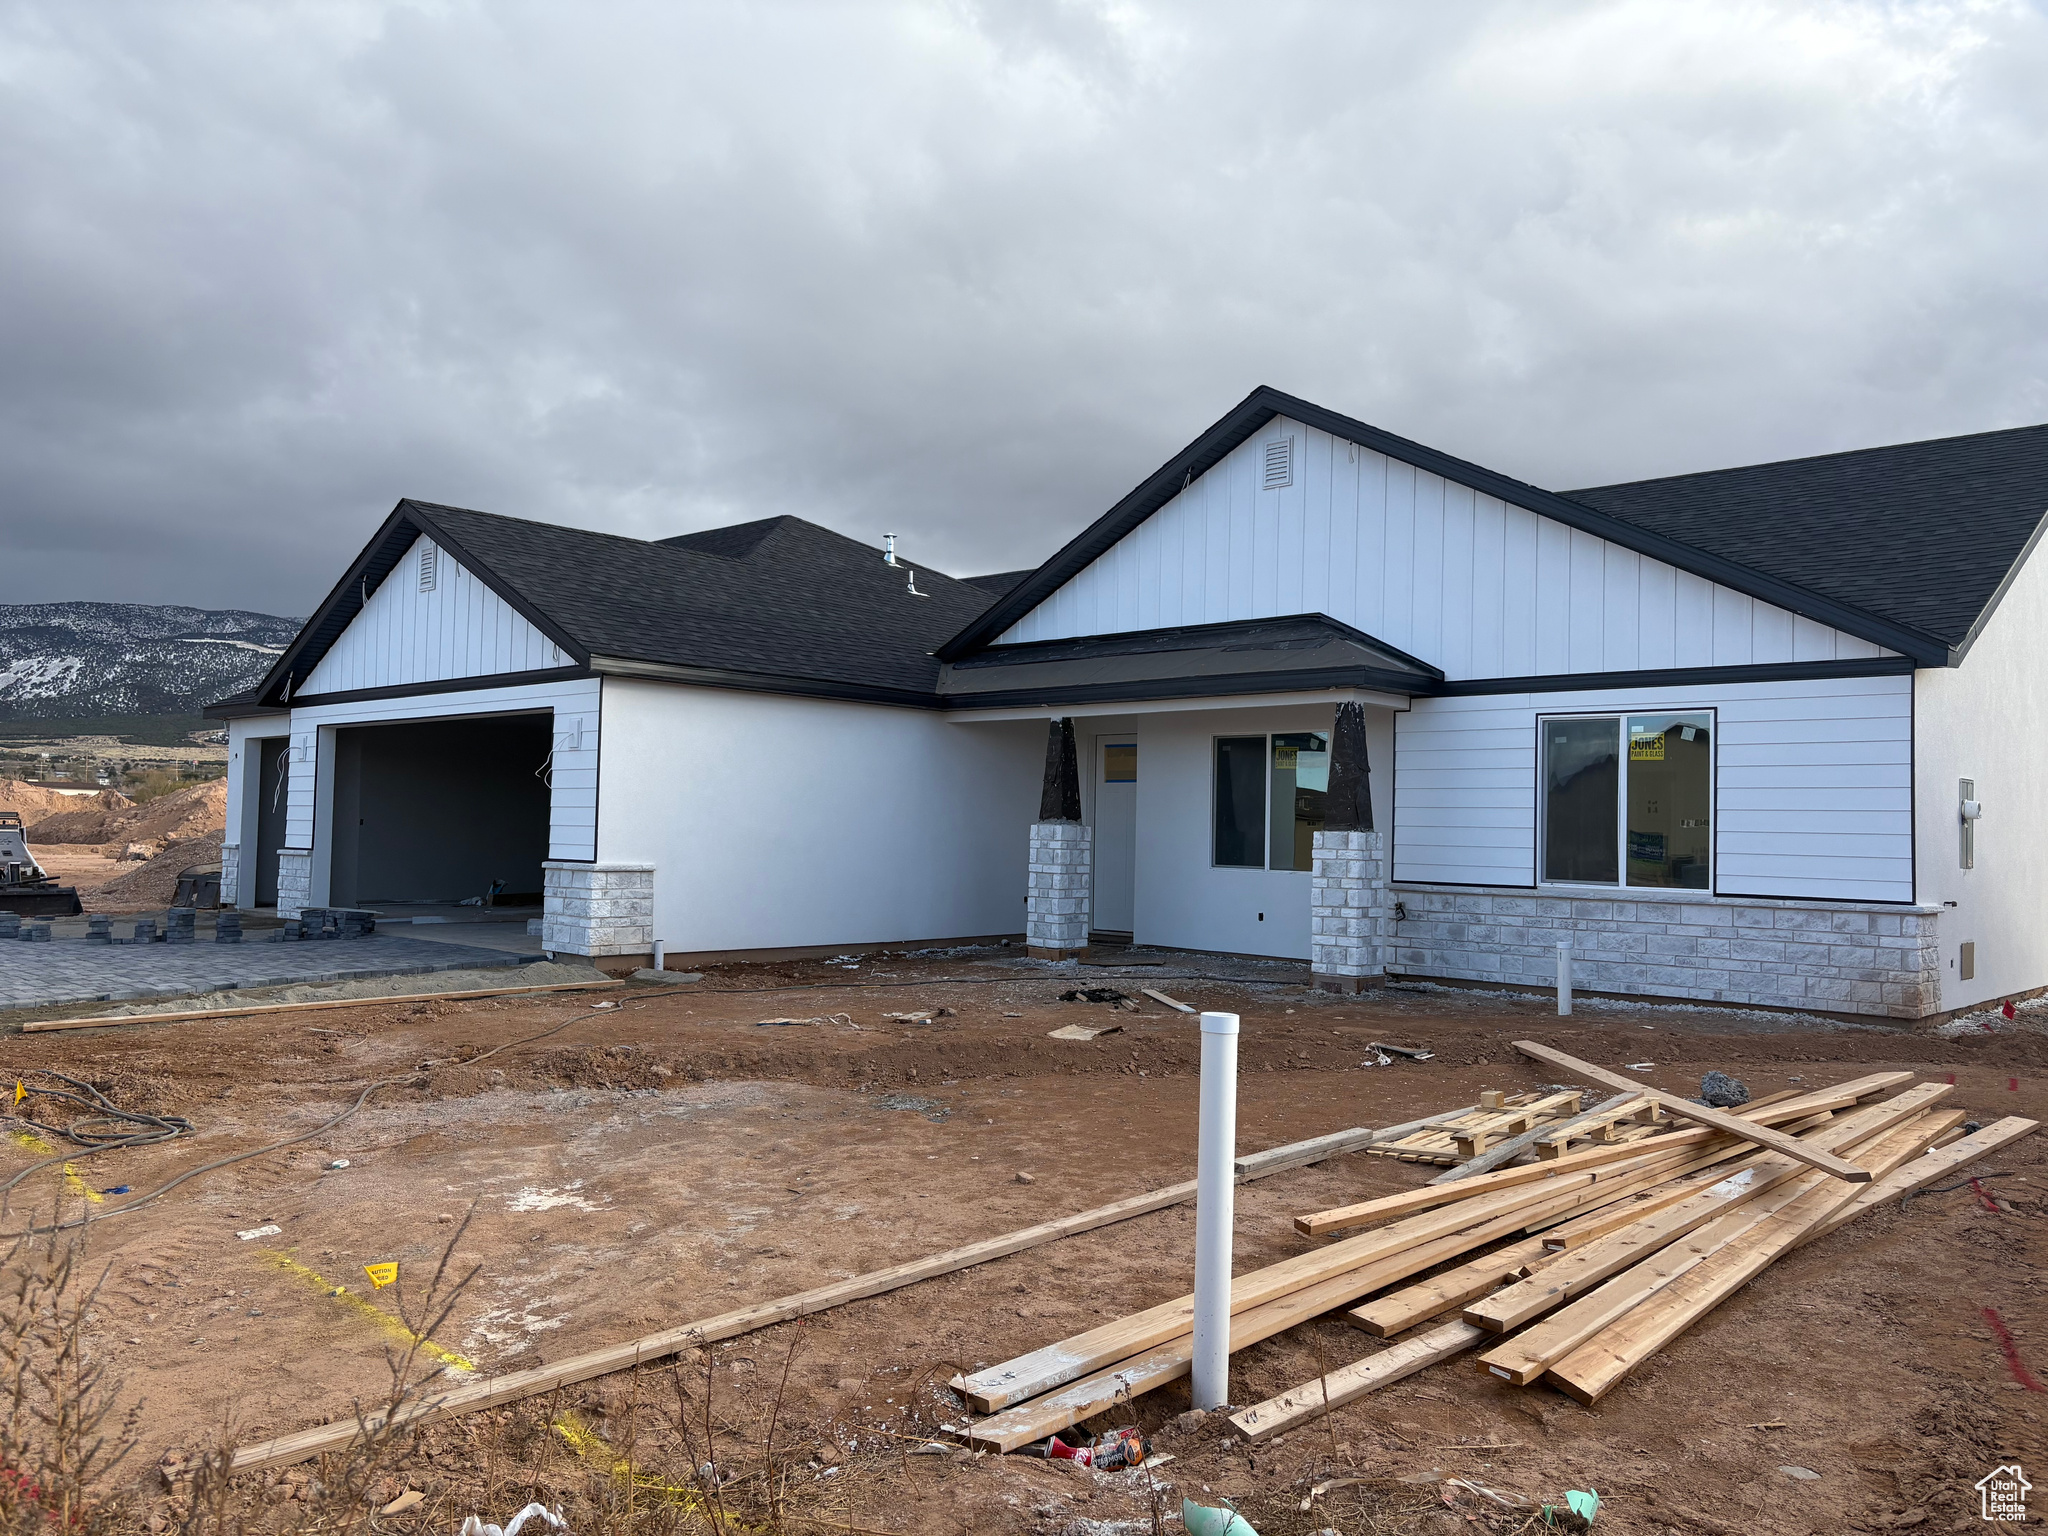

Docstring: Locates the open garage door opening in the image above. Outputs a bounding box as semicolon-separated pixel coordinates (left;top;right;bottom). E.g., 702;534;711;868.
328;713;552;909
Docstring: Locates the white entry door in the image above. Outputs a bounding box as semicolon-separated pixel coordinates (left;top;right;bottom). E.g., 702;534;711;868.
1093;738;1137;938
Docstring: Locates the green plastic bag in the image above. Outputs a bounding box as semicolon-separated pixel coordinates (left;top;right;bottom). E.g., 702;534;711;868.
1181;1498;1259;1536
1565;1487;1600;1523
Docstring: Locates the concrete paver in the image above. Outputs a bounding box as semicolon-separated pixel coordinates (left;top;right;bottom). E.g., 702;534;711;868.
0;933;527;1012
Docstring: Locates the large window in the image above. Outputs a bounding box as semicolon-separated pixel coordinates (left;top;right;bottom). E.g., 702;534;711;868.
1541;713;1712;890
1214;732;1329;870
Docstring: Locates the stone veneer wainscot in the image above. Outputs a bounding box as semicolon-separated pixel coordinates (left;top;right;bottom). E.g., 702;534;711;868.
1387;884;1942;1020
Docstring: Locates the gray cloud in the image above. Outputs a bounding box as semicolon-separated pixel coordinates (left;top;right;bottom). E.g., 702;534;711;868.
2;0;2044;612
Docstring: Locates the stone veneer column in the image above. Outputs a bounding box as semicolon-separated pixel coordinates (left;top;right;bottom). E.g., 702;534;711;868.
275;849;313;919
1026;822;1092;959
219;843;241;909
1311;829;1390;992
542;861;655;957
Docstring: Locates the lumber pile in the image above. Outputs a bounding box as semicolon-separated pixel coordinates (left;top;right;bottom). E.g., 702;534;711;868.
948;1046;2035;1454
1366;1088;1588;1164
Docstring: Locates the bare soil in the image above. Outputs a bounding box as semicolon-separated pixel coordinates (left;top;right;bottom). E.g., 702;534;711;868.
2;953;2042;1533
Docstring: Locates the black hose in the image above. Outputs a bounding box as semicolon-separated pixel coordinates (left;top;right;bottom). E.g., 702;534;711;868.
4;996;632;1238
1900;1172;2012;1214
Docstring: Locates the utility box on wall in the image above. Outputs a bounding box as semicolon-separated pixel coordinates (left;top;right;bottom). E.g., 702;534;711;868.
1960;940;1976;982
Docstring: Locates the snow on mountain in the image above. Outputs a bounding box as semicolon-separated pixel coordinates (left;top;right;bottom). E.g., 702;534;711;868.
0;603;302;718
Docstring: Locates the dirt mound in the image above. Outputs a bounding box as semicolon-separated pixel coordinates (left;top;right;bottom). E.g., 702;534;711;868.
0;778;130;825
29;777;225;850
88;830;223;910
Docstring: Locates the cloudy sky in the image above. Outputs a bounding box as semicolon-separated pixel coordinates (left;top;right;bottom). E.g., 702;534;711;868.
2;1;2044;616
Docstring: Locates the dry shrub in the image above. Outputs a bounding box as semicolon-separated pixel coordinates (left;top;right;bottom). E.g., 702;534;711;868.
0;1227;138;1534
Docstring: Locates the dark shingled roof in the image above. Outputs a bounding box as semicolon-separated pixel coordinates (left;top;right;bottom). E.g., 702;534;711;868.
962;569;1034;596
239;503;997;710
1565;422;2048;656
938;615;1441;708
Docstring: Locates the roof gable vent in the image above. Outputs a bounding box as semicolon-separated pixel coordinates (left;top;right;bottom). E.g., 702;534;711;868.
1262;435;1294;491
418;543;439;593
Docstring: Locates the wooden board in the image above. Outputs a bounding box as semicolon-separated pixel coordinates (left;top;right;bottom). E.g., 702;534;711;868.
226;1117;1379;1472
1228;1321;1486;1441
958;1168;1604;1410
1235;1127;1377;1181
22;978;623;1031
1464;1083;1949;1332
1345;1237;1555;1337
962;1245;1490;1452
1543;1108;2005;1404
1293;1076;1904;1238
1477;1109;1960;1385
1794;1114;2040;1249
1513;1041;1873;1181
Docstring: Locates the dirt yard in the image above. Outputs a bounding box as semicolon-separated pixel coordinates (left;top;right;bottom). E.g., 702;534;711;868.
0;951;2041;1534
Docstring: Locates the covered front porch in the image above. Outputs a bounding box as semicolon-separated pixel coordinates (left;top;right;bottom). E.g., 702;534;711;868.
948;688;1407;990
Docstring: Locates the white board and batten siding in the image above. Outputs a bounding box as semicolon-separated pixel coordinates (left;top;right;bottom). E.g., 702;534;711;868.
301;537;573;696
1000;417;1891;680
1393;675;1914;903
279;537;597;864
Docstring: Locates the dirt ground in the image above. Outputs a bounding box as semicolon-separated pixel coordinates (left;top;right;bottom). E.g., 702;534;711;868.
0;949;2042;1534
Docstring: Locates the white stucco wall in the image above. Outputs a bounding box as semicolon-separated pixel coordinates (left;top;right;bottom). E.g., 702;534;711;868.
597;678;1043;954
1915;542;2048;1011
1094;702;1395;961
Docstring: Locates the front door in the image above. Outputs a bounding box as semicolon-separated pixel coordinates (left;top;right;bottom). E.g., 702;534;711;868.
1093;738;1137;940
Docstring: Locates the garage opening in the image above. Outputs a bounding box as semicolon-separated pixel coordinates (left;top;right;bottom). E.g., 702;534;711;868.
252;736;290;907
327;713;552;908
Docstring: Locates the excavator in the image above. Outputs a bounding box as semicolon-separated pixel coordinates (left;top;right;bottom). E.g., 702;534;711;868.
0;810;83;917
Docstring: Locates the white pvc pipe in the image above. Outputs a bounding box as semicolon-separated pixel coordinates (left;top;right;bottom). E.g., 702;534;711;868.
1191;1010;1240;1411
652;939;666;973
1557;939;1573;1016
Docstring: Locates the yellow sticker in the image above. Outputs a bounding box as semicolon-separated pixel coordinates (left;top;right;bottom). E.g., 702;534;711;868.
363;1262;399;1289
1629;734;1665;761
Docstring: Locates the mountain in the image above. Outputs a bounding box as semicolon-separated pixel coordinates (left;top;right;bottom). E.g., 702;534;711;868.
0;603;301;719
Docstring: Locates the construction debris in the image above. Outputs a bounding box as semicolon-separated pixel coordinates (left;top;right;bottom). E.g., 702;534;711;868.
882;1007;956;1022
1142;988;1196;1013
1048;1023;1123;1041
1700;1070;1751;1107
945;1051;2034;1452
1368;1041;1433;1060
1058;987;1138;1008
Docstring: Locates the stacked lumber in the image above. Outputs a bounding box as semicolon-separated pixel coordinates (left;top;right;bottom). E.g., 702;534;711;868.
949;1046;2034;1455
1367;1088;1588;1164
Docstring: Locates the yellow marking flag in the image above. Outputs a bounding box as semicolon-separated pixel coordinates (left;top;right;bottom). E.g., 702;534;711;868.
363;1262;399;1289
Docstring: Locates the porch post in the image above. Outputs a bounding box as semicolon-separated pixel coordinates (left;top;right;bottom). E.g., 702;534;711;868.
1026;717;1091;960
1312;700;1390;993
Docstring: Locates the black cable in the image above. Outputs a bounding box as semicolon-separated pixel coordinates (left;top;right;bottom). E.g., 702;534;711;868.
4;996;632;1238
1900;1171;2012;1214
1;1069;198;1197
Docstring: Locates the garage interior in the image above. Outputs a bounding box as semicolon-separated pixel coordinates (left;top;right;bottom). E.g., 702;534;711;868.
326;712;552;908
